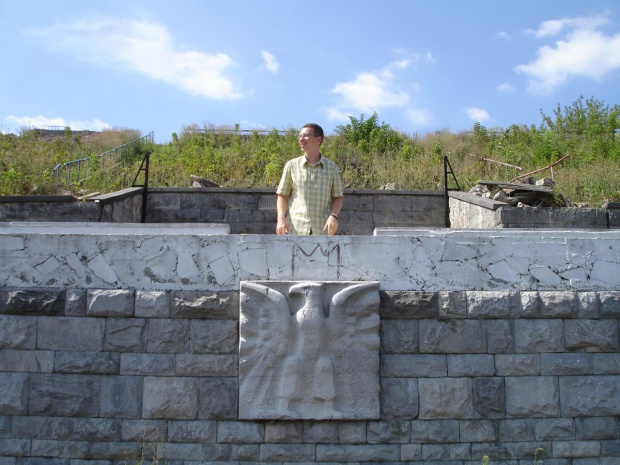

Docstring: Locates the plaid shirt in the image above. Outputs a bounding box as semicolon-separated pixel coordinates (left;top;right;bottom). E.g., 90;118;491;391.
276;155;344;235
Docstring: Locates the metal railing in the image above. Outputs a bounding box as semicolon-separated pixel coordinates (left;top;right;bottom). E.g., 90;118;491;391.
52;132;154;186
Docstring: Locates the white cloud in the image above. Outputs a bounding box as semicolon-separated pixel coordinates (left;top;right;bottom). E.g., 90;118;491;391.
517;14;620;94
405;108;433;127
29;17;243;100
497;31;511;41
327;59;416;120
261;51;280;74
7;115;111;131
464;107;493;123
496;82;516;92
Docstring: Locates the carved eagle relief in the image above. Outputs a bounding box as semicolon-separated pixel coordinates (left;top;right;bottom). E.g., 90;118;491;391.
239;281;380;420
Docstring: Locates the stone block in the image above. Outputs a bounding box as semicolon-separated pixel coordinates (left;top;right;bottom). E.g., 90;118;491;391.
471;441;551;461
0;350;54;373
560;375;620;416
147;319;190;353
0;315;36;349
466;291;521;318
541;353;593;375
120;353;175;376
565;320;619;352
553;440;601;458
31;439;59;457
239;281;380;420
599;291;620;317
315;444;399;462
410;420;459;443
37;317;104;351
450;443;471;461
167;420;217;442
499;418;535;441
157;442;202;461
29;374;100;417
176;354;237;377
460;420;497;442
170;291;238;319
0;417;8;438
190;320;238;354
578;292;599;319
515;319;564;353
401;443;422;461
576;417;619;440
495;354;540;376
259;443;315;462
143;377;198;420
534;418;575;440
521;291;541;317
538;291;579;317
421;443;450;460
379;291;439;318
438;291;467;318
593;354;620;374
11;416;53;439
473;377;505;419
380;378;418;419
54;351;119;374
337;422;366;444
447;354;495;377
121;419;167;442
198;378;238;420
600;439;620;456
100;376;142;419
0;289;65;316
0;373;28;415
0;438;30;457
380;319;418;353
505;376;560;417
104;318;147;352
87;289;134;317
201;443;232;461
135;290;170;317
216;421;264;443
420;320;486;353
486;319;514;353
53;418;121;441
367;420;410;444
381;354;447;377
302;422;338;443
264;422;303;443
419;378;473;419
65;289;86;316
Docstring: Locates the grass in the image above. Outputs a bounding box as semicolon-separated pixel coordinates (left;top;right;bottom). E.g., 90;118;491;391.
1;121;619;207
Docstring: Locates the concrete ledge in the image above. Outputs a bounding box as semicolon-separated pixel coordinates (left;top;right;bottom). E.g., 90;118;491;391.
0;222;230;235
449;191;504;210
0;195;76;203
90;187;144;204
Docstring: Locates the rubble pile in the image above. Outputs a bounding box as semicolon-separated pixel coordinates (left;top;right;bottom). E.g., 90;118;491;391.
470;177;567;207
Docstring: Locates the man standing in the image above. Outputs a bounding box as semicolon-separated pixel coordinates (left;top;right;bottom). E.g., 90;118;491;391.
276;124;343;235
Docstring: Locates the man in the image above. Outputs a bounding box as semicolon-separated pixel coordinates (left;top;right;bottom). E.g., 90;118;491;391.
276;123;343;235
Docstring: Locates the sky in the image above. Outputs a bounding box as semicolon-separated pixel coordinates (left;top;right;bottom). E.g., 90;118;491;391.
2;0;620;143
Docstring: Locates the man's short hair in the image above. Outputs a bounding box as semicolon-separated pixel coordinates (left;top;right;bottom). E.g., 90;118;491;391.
301;123;324;144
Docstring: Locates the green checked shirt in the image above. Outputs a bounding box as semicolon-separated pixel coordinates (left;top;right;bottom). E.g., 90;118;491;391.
276;154;344;235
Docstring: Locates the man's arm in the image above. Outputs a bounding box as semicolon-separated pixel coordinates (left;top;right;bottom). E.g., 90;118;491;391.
323;196;343;235
276;194;289;235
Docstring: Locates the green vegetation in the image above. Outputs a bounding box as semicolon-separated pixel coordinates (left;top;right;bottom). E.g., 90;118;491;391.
1;96;619;206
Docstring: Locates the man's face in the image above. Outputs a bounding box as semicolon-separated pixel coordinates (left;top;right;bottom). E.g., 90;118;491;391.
298;128;321;152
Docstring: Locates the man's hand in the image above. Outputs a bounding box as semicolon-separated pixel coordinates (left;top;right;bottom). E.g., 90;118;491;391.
276;219;289;235
323;215;339;235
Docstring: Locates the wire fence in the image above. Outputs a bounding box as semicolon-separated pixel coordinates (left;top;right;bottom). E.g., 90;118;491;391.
52;132;154;186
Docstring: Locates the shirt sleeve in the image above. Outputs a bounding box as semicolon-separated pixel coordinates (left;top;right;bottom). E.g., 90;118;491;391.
276;161;293;196
331;165;344;198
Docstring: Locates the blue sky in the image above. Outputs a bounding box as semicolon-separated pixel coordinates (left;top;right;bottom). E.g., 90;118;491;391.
2;0;619;143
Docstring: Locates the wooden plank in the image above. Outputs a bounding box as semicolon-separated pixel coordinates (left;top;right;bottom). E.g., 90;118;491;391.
477;180;553;193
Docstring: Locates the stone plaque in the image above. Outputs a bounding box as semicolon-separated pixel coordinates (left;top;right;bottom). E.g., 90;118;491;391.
239;281;380;420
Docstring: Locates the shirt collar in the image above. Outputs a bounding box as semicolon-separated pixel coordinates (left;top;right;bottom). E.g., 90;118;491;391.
303;153;323;167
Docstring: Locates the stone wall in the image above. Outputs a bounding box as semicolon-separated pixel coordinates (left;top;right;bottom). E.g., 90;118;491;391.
0;188;144;224
1;287;619;465
146;188;446;234
449;192;620;229
1;228;620;465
